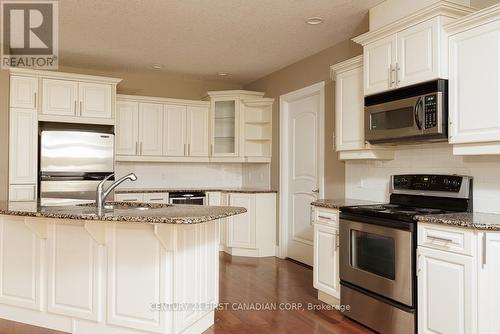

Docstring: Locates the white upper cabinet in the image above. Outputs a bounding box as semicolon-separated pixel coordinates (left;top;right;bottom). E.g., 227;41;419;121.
9;108;38;185
116;101;139;155
10;76;38;109
116;95;211;161
42;79;78;116
447;6;500;155
78;82;112;119
163;104;187;157
205;90;273;162
138;103;163;156
364;35;397;95
187;105;209;157
331;56;394;160
353;3;474;96
397;18;440;87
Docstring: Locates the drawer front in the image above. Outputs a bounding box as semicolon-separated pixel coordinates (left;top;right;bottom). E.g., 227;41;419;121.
313;207;339;226
114;193;145;203
9;184;36;201
143;193;169;204
418;223;475;256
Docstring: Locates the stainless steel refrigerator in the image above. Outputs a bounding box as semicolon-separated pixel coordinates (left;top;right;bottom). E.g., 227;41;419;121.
40;130;114;206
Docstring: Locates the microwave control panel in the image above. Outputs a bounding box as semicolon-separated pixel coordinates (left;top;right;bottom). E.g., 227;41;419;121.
424;94;437;129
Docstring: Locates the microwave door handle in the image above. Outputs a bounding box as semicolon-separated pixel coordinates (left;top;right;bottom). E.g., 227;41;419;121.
415;97;423;130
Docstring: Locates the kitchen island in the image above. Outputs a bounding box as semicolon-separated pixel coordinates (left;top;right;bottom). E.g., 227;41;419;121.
0;201;246;334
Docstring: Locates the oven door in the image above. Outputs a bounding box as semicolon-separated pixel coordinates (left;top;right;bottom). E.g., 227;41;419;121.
365;95;424;143
339;217;413;307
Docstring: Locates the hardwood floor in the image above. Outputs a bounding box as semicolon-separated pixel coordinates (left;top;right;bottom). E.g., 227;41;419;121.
0;252;373;334
204;252;373;334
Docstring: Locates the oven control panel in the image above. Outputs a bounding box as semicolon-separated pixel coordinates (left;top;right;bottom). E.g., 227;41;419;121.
393;175;464;193
424;94;438;129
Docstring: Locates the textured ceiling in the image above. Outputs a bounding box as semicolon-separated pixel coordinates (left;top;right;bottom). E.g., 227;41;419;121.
58;0;381;84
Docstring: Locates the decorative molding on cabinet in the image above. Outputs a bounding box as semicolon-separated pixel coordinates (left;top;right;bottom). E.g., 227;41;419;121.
445;3;500;34
117;94;210;107
352;1;475;45
330;55;363;79
9;68;122;84
338;149;395;160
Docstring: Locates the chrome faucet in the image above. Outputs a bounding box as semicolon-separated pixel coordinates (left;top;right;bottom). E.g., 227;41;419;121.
96;173;137;216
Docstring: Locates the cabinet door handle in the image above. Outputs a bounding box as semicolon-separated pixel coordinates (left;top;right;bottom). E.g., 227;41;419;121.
188;143;190;156
74;100;77;114
184;143;187;156
332;234;337;254
417;249;422;276
336;233;339;250
482;232;487;268
135;142;139;155
318;215;331;220
427;235;453;243
396;63;401;85
140;142;143;155
80;101;83;115
390;64;395;86
312;189;319;193
310;207;314;225
122;199;137;202
34;92;37;109
149;198;163;201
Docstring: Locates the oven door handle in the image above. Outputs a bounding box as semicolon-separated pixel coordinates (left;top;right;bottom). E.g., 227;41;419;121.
414;96;424;130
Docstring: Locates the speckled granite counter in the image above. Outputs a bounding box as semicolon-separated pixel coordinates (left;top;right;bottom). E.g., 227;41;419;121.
416;212;500;231
311;198;382;209
114;187;277;194
0;201;246;224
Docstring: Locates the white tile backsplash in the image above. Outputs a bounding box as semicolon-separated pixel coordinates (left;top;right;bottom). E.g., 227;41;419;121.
115;162;271;190
345;143;500;214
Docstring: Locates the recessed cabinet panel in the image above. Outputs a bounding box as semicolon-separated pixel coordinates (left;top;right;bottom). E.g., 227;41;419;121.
9;108;37;184
10;76;38;109
79;82;112;119
42;79;78;116
449;20;500;144
187;106;209;157
139;103;163;156
313;223;340;298
116;101;139;155
364;35;396;95
397;19;439;87
226;194;256;249
163;104;187;157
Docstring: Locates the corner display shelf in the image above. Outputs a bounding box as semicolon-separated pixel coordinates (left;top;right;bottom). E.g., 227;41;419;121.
243;99;273;161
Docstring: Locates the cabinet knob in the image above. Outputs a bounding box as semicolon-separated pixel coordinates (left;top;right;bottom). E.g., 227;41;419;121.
312;189;319;193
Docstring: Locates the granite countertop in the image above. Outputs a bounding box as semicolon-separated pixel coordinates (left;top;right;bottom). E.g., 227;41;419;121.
416;212;500;231
311;198;382;209
0;201;246;224
114;187;278;194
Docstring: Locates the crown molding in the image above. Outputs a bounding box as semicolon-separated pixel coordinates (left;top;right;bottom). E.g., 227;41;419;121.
445;3;500;34
330;55;363;80
9;68;122;84
352;1;476;45
117;94;210;106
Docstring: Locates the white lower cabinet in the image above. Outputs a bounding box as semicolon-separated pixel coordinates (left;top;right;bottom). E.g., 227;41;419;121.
417;246;475;334
313;223;340;299
478;232;500;334
312;206;340;304
219;192;276;257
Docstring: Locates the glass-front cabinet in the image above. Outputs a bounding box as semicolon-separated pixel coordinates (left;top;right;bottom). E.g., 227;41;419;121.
212;99;238;156
205;90;273;162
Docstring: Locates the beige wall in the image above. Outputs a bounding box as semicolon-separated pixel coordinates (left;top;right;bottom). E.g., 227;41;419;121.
58;65;242;100
244;20;368;199
471;0;500;8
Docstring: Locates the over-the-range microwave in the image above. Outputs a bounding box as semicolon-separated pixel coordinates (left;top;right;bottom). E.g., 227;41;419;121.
365;79;448;144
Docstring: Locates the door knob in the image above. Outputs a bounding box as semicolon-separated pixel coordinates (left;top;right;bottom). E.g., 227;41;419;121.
312;189;319;193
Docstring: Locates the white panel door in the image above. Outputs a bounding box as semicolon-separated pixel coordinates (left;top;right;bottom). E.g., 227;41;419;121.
139;103;163;156
478;232;500;334
418;247;475;334
10;76;38;109
42;79;78;116
47;223;100;321
9;108;38;184
79;82;112;119
187;105;209;157
116;101;139;155
364;35;397;95
226;194;256;249
108;224;164;333
449;20;500;144
313;224;339;298
163;104;187;157
397;18;439;88
335;65;365;151
0;216;41;310
286;91;321;266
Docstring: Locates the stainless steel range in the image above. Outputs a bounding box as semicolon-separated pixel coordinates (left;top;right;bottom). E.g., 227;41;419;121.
339;174;473;334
